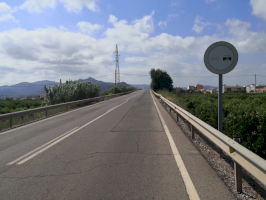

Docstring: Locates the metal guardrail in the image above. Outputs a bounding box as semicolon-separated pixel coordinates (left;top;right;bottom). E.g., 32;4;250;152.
0;90;136;128
152;90;266;192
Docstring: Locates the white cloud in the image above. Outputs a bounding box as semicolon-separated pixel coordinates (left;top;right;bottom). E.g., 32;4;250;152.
59;26;68;31
108;15;118;24
0;14;266;87
225;18;266;54
225;18;251;35
250;0;266;21
20;0;56;13
19;0;98;13
58;0;99;12
158;20;167;29
77;21;102;35
0;2;18;23
158;13;179;30
132;11;154;34
0;13;16;22
0;2;12;13
192;15;210;33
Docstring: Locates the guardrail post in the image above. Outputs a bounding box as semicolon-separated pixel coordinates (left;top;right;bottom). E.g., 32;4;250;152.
45;107;48;118
66;104;68;111
176;112;179;122
233;138;242;193
10;115;13;128
190;124;195;139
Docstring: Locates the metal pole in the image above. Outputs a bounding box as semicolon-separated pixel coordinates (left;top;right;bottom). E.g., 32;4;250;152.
10;115;12;128
255;74;256;94
218;74;223;132
233;138;242;193
191;124;195;139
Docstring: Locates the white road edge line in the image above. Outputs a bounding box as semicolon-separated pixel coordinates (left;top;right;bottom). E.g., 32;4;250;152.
9;92;142;165
7;127;79;165
0;91;140;136
150;90;200;200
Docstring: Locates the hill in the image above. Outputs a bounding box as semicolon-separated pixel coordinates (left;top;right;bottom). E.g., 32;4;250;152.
0;78;141;98
0;80;58;98
129;84;150;90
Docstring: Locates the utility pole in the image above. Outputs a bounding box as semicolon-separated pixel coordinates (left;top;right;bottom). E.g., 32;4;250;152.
255;74;256;94
115;70;117;85
114;44;120;85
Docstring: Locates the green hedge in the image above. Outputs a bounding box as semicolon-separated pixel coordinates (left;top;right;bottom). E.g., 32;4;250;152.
100;84;136;96
157;90;266;159
0;99;43;114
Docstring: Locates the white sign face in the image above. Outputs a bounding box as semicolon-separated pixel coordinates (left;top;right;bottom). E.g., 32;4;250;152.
204;41;238;74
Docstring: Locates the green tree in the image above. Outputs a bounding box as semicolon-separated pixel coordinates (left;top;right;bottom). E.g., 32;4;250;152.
149;68;173;91
43;80;100;105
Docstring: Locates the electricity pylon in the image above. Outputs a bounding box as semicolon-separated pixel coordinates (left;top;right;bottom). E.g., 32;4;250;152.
114;44;120;85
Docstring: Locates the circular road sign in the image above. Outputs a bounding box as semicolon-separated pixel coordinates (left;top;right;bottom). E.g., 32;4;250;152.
204;41;238;74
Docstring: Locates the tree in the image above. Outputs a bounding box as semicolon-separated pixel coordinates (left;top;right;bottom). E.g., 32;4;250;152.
43;80;100;105
149;68;173;91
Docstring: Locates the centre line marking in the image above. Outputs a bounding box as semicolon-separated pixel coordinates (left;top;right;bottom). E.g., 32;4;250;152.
8;92;143;165
7;127;79;165
150;90;200;200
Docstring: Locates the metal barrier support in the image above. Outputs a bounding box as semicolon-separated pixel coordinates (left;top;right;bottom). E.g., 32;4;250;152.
233;138;242;193
191;124;195;139
10;115;12;128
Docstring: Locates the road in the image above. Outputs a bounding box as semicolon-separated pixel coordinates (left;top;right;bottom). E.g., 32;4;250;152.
0;90;235;199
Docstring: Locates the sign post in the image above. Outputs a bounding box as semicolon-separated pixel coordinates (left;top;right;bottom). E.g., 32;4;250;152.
204;41;238;133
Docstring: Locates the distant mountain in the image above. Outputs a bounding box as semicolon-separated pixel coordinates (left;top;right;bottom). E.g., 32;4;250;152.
129;84;150;90
0;80;58;98
202;85;218;89
78;77;132;92
0;78;140;98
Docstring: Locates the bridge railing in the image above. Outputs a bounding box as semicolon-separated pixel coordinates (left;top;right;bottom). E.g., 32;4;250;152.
0;90;136;129
152;90;266;192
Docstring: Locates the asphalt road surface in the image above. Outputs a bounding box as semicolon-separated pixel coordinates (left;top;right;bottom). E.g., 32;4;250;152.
0;90;235;199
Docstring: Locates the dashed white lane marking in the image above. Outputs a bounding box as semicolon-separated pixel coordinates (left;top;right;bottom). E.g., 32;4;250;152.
150;90;200;200
8;91;143;165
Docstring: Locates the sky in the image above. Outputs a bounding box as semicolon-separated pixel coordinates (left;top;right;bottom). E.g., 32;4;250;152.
0;0;266;87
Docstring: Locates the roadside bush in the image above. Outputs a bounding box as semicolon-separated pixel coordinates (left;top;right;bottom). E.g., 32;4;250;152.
44;80;100;105
100;84;136;96
157;90;266;159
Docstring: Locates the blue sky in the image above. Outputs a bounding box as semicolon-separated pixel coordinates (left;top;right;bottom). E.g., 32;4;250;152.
0;0;266;87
